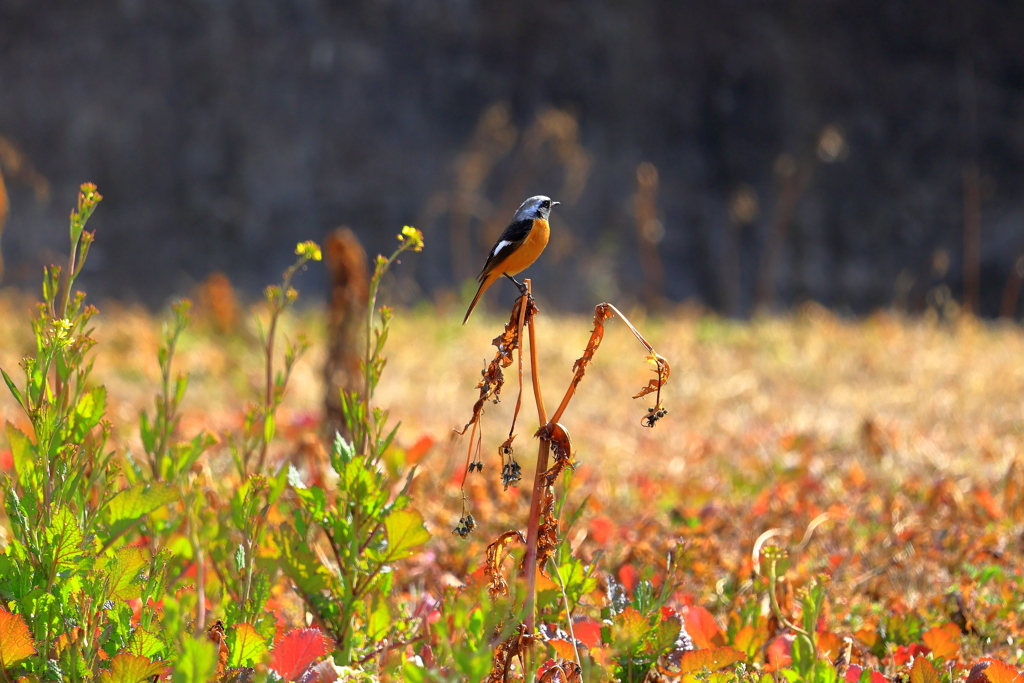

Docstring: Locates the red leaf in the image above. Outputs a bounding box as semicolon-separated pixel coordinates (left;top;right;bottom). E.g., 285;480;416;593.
618;565;638;593
268;628;332;681
0;609;35;669
571;618;603;649
765;634;793;671
845;666;888;683
589;516;615;546
682;606;724;650
894;643;931;666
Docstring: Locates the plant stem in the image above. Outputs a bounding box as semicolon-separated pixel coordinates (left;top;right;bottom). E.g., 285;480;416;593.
257;308;279;474
521;280;548;633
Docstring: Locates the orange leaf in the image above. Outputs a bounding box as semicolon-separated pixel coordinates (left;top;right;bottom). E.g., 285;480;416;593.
921;623;961;661
683;606;724;650
547;637;577;662
910;656;940;683
817;630;842;659
676;647;745;674
732;624;764;657
967;660;1024;683
855;627;879;649
0;610;35;669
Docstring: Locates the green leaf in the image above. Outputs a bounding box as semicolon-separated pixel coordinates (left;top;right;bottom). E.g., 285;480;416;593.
383;509;430;561
73;385;107;436
171;638;218;683
791;634;815;677
105;546;150;601
234;544;246;573
107;482;179;525
333;432;356;466
263;413;276;445
1;368;24;409
287;463;307;490
227;623;267;668
45;506;84;572
5;422;34;481
139;410;155;454
611;607;649;655
174;374;188;406
126;626;166;659
97;652;165;683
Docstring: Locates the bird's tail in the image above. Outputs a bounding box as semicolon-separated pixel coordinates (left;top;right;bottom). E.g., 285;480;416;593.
462;273;495;324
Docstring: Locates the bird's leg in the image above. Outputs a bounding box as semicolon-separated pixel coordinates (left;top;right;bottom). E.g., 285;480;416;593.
504;273;528;295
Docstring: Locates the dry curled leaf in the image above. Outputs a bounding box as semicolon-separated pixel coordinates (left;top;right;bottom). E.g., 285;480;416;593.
536;422;574;485
633;353;671;400
458;296;536;436
535;488;558;574
537;658;583;683
484;624;538;683
485;530;526;598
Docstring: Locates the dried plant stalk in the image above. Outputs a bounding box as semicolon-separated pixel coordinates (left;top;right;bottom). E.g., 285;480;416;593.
549;302;671;426
460;282;672;670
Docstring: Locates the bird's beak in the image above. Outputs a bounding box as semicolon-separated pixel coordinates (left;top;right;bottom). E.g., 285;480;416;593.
552;201;561;206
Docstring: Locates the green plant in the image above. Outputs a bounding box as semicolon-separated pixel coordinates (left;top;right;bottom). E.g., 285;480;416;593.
231;241;322;478
137;299;215;483
280;226;430;667
0;185;175;681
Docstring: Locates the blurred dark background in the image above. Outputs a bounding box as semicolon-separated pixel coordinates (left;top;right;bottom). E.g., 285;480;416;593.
1;0;1023;317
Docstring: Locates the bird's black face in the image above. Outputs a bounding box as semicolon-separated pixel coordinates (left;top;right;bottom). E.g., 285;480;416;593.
534;198;559;219
513;195;559;222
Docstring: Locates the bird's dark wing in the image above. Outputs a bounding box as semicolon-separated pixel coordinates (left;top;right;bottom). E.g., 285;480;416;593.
477;219;534;280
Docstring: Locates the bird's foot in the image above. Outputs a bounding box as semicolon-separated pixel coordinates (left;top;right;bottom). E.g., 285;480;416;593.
504;273;528;295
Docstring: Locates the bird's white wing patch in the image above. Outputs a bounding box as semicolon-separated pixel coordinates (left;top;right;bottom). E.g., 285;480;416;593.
491;240;513;258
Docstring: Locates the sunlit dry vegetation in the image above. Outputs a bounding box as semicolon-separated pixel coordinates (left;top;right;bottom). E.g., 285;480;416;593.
1;187;1024;682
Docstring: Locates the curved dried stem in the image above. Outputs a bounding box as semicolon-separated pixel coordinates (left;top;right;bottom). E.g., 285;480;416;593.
548;302;671;426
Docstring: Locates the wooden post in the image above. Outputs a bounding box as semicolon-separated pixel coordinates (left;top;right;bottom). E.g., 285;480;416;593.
323;227;369;441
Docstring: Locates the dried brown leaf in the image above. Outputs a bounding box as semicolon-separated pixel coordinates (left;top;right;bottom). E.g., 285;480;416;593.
535;488;558;574
484;624;538;683
536;423;574;486
537;659;583;683
458;296;536;436
484;530;526;598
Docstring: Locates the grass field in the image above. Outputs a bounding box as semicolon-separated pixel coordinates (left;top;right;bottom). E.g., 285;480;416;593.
2;277;1023;681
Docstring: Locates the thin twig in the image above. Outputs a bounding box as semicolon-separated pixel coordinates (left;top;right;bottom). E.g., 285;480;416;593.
548;557;582;671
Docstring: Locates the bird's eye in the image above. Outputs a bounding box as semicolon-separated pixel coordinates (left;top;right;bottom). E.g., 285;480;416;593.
541;200;550;208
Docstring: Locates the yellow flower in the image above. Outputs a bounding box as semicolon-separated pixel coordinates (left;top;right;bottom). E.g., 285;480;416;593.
294;241;323;261
398;226;424;252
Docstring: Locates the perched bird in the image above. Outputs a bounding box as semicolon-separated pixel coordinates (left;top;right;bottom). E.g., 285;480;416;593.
463;195;559;324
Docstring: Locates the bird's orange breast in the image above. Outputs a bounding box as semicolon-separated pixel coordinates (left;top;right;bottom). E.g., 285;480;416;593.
500;218;550;276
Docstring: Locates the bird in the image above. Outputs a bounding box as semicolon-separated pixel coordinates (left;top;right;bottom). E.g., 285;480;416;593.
463;195;559;324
